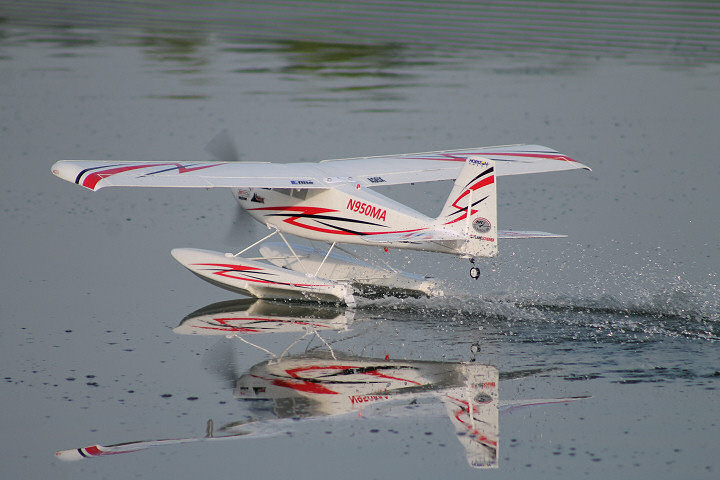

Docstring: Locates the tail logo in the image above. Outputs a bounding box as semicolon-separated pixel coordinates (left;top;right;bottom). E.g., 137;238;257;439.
469;158;489;167
472;217;492;234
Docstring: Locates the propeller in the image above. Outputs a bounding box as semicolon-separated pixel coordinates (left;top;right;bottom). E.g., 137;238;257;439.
204;131;254;246
205;130;240;162
223;204;253;247
202;338;241;391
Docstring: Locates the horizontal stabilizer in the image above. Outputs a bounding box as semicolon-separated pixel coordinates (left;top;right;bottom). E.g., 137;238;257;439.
499;395;590;413
499;230;567;239
359;230;463;245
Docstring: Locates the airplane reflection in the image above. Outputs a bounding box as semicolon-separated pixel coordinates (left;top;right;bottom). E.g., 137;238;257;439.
56;299;587;468
233;352;500;468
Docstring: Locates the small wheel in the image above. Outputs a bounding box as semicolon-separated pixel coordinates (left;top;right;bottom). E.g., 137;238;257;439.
470;267;480;279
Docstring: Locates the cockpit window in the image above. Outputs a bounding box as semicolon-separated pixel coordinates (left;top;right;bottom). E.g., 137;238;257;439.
291;189;308;200
265;188;309;200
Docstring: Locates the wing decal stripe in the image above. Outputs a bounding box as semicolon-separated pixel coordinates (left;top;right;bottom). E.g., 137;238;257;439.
74;164;124;184
404;152;575;163
76;163;222;190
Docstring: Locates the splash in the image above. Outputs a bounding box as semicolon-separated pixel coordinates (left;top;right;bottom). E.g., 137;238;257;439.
355;281;719;342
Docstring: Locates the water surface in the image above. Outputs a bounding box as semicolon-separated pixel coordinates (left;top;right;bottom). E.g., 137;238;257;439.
1;2;719;479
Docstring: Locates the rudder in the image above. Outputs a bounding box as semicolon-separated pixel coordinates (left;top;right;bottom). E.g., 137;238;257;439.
435;156;498;258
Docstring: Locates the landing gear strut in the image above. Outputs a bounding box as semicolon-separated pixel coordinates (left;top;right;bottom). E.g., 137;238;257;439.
469;258;480;280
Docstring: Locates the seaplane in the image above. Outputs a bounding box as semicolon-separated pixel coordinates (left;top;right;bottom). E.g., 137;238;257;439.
51;138;590;304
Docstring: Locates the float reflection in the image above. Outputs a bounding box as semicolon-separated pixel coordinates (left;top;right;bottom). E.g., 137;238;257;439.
174;298;353;335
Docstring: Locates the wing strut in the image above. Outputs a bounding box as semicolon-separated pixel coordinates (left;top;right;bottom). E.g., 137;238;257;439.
315;242;337;277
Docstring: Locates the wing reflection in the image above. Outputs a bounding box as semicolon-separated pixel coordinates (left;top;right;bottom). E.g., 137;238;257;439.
56;299;587;468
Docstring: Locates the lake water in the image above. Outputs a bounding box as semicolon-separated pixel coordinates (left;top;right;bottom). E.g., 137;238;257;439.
1;2;719;479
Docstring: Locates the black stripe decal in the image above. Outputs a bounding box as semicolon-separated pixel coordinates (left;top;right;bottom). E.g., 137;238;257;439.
262;213;385;228
314;220;367;236
73;163;123;184
446;195;489;218
462;166;494;190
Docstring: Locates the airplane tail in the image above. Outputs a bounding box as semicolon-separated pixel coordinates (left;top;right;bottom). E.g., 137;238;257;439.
435;156;498;258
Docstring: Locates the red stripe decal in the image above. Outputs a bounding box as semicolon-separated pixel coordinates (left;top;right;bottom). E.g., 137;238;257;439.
487;152;576;162
407;152;575;163
194;317;332;333
191;263;332;288
443;175;494;225
248;205;424;237
81;163;221;189
83;445;103;456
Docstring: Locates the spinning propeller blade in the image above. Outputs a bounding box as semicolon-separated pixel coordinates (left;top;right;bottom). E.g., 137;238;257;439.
202;339;240;390
223;204;253;247
205;130;240;162
204;131;254;245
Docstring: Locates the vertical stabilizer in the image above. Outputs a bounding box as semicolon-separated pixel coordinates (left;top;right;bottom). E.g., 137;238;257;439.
435;156;497;258
441;363;499;468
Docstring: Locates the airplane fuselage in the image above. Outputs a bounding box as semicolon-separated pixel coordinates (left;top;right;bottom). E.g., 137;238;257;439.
234;185;459;254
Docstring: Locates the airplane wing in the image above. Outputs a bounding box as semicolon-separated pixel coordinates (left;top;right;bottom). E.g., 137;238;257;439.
51;144;589;191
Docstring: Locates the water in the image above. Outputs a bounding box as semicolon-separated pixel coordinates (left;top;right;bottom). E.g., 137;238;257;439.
1;1;719;479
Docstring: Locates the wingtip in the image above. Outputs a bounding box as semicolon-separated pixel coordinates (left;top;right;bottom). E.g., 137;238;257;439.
51;160;90;189
51;160;71;181
51;160;108;191
55;449;85;461
569;161;592;172
565;156;591;172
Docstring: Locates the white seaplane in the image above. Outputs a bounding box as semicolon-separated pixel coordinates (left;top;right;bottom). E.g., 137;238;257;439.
51;140;589;304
